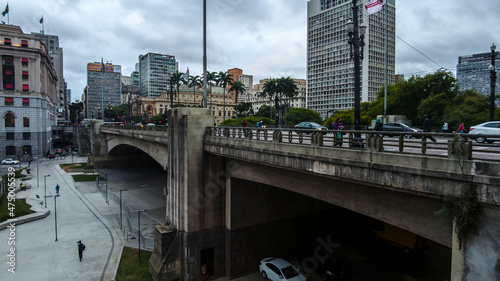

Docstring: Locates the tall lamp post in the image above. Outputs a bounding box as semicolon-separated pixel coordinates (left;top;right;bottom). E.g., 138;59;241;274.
490;43;497;121
138;209;147;262
54;194;60;241
346;0;367;137
44;174;50;207
274;82;279;128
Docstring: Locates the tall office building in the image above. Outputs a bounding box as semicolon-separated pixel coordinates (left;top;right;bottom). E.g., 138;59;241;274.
307;0;396;118
139;53;178;97
31;32;68;122
457;51;500;96
85;62;122;119
0;25;58;157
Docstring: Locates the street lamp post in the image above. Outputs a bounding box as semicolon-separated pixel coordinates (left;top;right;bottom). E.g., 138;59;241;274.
44;174;50;207
346;0;367;141
490;43;497;121
119;189;127;230
275;82;279;128
54;194;60;241
138;209;147;262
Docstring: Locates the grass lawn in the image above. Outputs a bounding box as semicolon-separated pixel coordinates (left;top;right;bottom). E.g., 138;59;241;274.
60;163;95;173
115;246;154;281
72;174;106;182
0;195;35;223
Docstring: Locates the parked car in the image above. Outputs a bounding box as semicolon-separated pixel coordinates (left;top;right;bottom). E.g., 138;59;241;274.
47;154;56;159
259;257;306;281
382;122;422;138
294;122;328;134
469;121;500;143
54;148;63;154
316;257;346;281
2;159;19;165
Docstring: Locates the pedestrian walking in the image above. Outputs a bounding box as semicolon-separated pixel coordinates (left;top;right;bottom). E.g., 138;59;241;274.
457;122;465;134
241;119;247;133
77;240;86;261
422;114;436;142
373;118;385;150
55;184;60;195
442;122;449;133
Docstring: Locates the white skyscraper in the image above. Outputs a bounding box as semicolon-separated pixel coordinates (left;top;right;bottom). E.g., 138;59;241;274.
307;0;396;118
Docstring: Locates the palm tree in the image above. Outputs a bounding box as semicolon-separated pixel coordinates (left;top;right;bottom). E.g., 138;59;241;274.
218;71;233;120
207;71;218;112
171;71;184;105
261;78;279;121
188;75;202;107
229;80;246;105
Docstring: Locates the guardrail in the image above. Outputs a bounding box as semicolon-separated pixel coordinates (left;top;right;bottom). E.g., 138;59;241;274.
101;124;168;132
205;127;500;161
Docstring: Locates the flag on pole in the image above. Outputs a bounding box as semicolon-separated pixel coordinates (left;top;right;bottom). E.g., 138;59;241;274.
182;67;189;81
364;0;385;15
39;17;43;24
2;4;9;16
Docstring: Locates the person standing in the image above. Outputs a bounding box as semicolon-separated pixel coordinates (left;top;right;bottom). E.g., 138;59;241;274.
442;122;449;133
241;119;247;133
374;118;385;150
333;118;344;146
422;114;436;142
77;240;85;261
55;184;60;195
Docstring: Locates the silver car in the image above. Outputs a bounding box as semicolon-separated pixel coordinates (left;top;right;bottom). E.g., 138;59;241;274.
469;121;500;143
2;159;19;165
259;257;306;281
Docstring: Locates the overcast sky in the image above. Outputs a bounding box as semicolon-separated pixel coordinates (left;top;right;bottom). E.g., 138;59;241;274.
10;0;500;102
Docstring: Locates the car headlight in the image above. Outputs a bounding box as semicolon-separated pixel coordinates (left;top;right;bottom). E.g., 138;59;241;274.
317;128;322;130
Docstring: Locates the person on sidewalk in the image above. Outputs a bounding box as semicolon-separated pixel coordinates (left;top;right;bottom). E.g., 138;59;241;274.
457;122;465;134
77;240;86;261
422;114;436;142
55;184;60;195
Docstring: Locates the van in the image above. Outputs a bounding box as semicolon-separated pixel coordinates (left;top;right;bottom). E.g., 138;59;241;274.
373;222;429;252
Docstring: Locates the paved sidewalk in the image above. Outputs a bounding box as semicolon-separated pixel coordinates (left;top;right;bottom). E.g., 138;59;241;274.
0;156;124;281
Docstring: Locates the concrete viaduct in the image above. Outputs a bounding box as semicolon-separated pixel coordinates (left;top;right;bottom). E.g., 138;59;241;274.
91;108;500;281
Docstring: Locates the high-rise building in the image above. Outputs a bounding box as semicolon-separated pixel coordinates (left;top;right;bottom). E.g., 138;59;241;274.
85;62;122;119
0;25;58;157
307;0;396;118
31;32;68;122
139;53;177;97
457;51;500;96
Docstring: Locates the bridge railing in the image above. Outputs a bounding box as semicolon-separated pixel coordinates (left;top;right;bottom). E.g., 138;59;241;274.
101;124;168;132
205;126;500;161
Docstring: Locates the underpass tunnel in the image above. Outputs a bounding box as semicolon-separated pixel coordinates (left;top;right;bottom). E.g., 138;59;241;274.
225;178;452;280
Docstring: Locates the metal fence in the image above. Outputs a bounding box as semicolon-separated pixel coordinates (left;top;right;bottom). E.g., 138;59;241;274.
96;174;156;249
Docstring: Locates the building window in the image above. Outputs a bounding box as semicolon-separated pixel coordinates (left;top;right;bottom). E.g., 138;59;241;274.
6;146;16;156
23;98;29;106
22;145;32;155
21;40;28;47
22;84;29;92
5;112;15;127
6;132;14;140
5;97;13;106
22;71;28;80
22;58;28;66
23;132;30;140
4;38;11;46
23;117;30;127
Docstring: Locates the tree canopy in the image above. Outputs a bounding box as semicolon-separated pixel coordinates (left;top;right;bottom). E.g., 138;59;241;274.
284;108;322;125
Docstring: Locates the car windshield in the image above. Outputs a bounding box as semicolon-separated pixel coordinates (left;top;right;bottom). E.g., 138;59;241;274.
281;265;300;278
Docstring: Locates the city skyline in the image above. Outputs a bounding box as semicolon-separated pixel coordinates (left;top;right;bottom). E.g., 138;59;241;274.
8;0;500;103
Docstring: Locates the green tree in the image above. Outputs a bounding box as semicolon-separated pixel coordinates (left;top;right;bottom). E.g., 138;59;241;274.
218;71;233;120
171;71;184;104
229;80;246;105
69;102;83;124
234;102;253;117
150;113;167;125
207;71;218;109
255;105;275;119
188;75;202;107
284;108;322;125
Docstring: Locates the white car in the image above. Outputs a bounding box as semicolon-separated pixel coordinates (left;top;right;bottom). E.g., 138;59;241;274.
259;257;306;281
2;159;19;165
469;121;500;143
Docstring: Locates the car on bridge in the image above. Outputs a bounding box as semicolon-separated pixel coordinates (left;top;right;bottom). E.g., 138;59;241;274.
2;158;19;165
294;122;328;134
382;122;422;138
469;121;500;143
259;257;306;281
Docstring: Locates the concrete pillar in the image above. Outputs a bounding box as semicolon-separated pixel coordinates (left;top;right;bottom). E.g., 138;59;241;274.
451;219;465;281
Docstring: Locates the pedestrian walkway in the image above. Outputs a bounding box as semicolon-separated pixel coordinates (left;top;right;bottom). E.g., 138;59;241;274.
0;156;124;281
